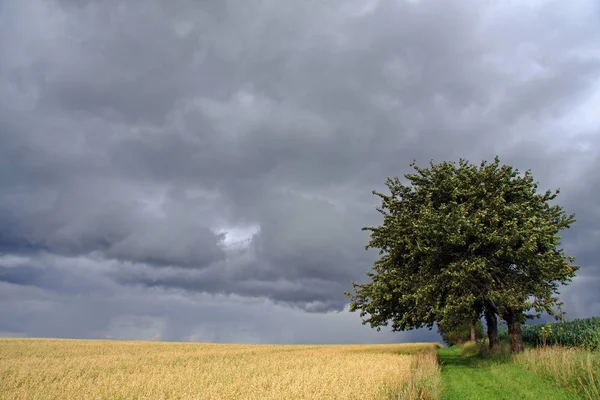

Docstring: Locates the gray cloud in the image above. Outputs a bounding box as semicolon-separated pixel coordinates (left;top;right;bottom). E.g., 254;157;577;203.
1;0;599;342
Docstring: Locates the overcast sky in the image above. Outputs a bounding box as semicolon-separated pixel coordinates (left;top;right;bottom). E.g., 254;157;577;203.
1;0;599;344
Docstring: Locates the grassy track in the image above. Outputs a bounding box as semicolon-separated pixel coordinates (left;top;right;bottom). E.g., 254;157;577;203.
438;347;581;400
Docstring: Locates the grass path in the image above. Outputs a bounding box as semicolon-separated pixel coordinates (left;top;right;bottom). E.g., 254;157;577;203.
438;347;581;400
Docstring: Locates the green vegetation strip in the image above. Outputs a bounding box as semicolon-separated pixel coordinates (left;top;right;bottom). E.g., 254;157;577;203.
438;348;580;400
498;317;600;350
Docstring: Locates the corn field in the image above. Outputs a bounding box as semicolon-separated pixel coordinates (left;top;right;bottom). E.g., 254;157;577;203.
499;317;600;350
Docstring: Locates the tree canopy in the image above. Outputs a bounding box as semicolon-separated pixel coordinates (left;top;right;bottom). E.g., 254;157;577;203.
346;157;578;352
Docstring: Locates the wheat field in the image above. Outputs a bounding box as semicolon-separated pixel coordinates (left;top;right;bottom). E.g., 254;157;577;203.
0;339;441;400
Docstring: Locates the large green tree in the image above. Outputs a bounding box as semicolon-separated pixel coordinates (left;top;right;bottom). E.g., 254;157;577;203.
346;157;578;352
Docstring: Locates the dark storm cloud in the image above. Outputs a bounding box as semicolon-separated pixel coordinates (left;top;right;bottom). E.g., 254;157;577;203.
111;191;370;312
0;253;439;343
1;0;599;341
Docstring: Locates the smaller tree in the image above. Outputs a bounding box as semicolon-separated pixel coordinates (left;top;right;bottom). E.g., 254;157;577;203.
437;318;485;346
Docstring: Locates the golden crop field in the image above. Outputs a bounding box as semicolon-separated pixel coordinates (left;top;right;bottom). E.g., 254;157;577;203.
0;339;441;400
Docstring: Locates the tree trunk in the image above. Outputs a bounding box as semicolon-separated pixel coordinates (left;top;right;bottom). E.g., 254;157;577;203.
504;308;524;353
470;319;476;342
484;308;499;349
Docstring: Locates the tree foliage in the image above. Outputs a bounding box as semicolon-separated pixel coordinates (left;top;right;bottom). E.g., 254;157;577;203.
346;157;578;352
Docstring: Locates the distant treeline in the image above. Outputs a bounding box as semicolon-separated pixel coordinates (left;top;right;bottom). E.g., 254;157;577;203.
498;317;600;350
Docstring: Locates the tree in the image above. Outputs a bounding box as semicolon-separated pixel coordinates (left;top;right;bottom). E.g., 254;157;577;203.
346;157;578;353
437;317;485;346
